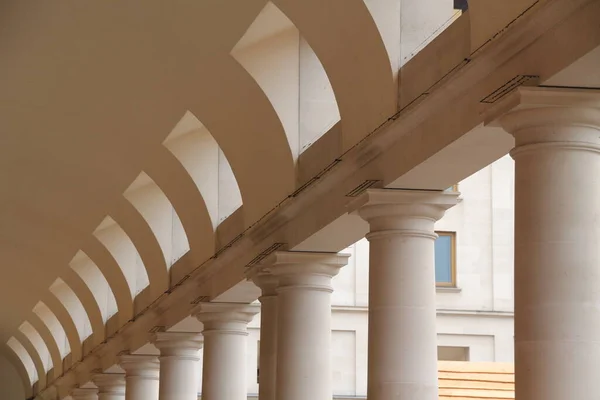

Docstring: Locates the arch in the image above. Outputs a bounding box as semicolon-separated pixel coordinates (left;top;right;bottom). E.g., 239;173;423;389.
111;196;169;296
272;0;396;149
42;293;82;363
93;217;150;298
13;330;47;389
33;302;70;359
61;269;105;346
69;252;118;323
144;146;215;264
27;314;63;377
124;173;187;267
1;345;33;398
187;56;295;224
162;113;243;227
80;237;134;326
230;2;302;160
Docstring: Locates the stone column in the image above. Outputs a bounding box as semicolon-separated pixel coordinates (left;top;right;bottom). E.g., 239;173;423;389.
153;332;203;400
119;355;159;400
350;189;458;400
268;251;349;400
247;269;278;400
71;388;99;400
92;374;125;400
193;303;259;400
494;87;600;400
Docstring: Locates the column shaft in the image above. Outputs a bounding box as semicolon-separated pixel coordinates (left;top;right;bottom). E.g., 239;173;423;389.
119;355;159;400
194;303;258;400
368;226;438;399
248;270;278;400
153;332;203;400
351;189;458;400
92;374;125;400
269;251;349;400
497;87;600;400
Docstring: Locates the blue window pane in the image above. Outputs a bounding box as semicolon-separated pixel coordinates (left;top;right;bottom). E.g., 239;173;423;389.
435;234;453;284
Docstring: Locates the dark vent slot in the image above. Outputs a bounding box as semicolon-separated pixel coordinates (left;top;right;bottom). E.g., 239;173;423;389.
148;325;165;333
346;180;381;197
191;296;211;305
481;75;539;104
246;243;286;267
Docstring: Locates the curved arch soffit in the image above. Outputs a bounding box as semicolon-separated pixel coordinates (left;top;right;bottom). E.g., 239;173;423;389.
111;196;169;297
230;3;304;160
61;269;105;347
1;344;34;398
143;146;215;265
13;329;47;389
93;217;150;298
186;56;295;225
80;237;134;326
272;0;396;150
42;291;82;363
24;315;63;377
162;113;243;227
32;302;71;358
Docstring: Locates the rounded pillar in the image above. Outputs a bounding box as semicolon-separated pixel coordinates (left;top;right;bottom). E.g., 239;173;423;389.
497;87;600;400
194;303;258;400
153;332;203;400
351;189;458;400
92;374;125;400
248;270;278;400
119;355;159;400
269;251;349;400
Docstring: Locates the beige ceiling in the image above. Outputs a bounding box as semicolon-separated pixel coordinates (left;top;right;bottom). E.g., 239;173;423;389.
0;0;394;344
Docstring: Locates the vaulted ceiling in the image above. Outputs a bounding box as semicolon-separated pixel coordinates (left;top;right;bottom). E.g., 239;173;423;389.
1;0;599;397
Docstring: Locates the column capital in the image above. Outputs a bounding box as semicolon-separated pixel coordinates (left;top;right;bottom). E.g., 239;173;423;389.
118;354;159;379
266;251;350;293
152;332;203;359
193;303;259;336
71;388;98;400
348;189;458;234
486;87;600;155
246;267;278;297
91;373;125;395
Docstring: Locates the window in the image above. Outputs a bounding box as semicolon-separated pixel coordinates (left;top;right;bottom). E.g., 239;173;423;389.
435;231;456;287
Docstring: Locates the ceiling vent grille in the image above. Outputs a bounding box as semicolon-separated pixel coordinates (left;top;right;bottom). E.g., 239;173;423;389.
481;75;539;104
148;326;165;333
346;180;381;197
191;295;211;305
246;242;285;267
